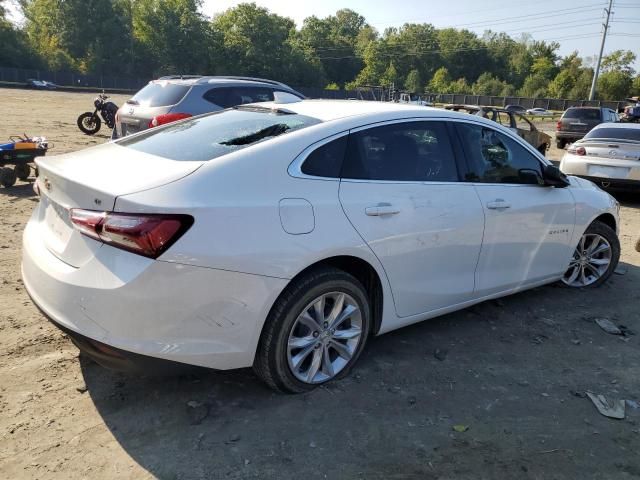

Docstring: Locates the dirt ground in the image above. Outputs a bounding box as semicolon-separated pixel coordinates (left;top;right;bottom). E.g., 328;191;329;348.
1;88;639;479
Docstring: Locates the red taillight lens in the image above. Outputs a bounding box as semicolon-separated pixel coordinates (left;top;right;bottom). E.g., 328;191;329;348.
70;209;193;258
556;121;562;131
148;112;192;128
567;146;586;156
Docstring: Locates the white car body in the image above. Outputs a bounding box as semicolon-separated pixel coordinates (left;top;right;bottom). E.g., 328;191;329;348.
526;108;552;116
22;100;619;372
560;123;640;190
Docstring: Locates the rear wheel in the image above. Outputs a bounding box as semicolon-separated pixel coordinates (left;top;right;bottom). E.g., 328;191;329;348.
77;112;101;135
556;138;566;149
14;163;30;181
562;220;620;288
254;267;371;393
0;167;17;187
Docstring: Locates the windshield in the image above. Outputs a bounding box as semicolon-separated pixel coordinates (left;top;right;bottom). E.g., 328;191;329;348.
129;82;191;107
563;108;600;120
117;107;322;161
585;127;640;142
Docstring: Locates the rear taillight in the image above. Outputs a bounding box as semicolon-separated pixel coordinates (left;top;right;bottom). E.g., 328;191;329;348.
70;209;193;258
567;146;586;156
148;112;192;128
556;121;562;131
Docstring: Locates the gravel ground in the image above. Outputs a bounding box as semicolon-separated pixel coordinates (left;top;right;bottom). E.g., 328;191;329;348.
0;88;639;479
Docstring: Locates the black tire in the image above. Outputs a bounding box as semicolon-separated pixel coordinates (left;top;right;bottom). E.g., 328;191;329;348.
77;112;101;135
537;143;548;156
254;266;371;393
556;138;566;149
562;220;620;288
15;163;30;181
0;167;17;188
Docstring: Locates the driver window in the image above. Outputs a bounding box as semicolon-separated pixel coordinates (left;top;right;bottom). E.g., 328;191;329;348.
342;121;459;182
515;114;533;132
456;123;542;184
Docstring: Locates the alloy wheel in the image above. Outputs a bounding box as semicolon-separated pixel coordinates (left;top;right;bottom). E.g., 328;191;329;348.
287;291;363;384
562;233;612;287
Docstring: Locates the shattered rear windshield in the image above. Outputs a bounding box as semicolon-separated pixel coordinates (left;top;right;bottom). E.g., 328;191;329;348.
117;107;322;161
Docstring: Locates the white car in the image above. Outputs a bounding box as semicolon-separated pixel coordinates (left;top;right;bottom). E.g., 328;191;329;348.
526;108;553;116
22;100;620;393
560;123;640;191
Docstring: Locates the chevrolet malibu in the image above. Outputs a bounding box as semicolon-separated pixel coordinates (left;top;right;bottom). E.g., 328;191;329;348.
22;100;620;393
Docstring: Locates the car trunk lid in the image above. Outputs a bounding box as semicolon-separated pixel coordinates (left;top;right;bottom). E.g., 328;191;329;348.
34;143;202;267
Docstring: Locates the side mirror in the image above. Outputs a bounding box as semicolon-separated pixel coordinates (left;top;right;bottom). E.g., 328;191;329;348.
518;168;545;186
542;164;570;187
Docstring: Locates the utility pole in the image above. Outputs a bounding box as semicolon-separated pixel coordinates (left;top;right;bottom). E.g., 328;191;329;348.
589;0;614;100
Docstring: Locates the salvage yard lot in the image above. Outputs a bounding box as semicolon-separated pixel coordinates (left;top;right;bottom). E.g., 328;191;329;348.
1;88;639;479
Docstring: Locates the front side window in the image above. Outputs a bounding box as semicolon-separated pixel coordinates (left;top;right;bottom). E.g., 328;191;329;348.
341;121;459;182
515;114;533;132
456;123;542;184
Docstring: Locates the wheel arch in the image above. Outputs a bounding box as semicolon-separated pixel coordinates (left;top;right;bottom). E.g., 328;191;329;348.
268;255;385;336
593;212;617;233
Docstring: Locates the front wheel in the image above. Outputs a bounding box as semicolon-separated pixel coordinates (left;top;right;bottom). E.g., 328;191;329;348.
254;267;371;393
562;220;620;288
77;112;101;135
556;138;566;149
15;163;30;181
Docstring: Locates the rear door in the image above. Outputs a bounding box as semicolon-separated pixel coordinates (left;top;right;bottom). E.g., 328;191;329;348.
339;120;485;318
454;121;576;297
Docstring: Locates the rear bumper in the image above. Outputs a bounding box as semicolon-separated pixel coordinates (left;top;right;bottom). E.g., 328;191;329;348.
560;153;640;190
556;132;585;141
22;213;288;371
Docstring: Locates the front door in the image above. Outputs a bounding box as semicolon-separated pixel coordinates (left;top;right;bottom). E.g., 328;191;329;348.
454;122;576;297
339;120;485;318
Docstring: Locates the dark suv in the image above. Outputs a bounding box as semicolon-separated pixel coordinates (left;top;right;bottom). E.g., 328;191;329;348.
113;76;304;138
556;106;619;149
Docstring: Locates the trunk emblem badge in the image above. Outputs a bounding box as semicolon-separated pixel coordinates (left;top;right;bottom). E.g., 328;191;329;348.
609;150;617;156
43;178;52;191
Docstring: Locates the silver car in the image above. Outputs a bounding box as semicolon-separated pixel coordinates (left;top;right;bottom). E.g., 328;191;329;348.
560;123;640;190
113;76;304;138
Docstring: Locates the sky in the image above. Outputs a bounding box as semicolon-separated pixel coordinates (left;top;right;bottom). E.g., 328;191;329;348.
202;0;640;66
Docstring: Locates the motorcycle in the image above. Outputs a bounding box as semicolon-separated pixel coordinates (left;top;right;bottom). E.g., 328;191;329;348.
77;92;118;135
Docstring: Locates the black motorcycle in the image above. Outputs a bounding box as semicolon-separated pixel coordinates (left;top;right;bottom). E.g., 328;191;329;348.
77;93;118;135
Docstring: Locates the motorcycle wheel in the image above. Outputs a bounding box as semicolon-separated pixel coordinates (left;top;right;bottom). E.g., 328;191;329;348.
77;112;101;135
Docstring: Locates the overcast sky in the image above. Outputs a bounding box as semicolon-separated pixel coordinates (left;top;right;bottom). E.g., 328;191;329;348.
202;0;640;66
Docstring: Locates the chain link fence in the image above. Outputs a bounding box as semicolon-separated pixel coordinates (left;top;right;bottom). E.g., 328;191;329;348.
0;66;628;111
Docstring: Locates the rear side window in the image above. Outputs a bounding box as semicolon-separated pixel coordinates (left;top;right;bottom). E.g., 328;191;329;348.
563;108;601;120
301;136;348;178
130;82;190;107
456;123;542;184
585;127;640;141
342;121;459;182
118;107;322;161
203;87;276;108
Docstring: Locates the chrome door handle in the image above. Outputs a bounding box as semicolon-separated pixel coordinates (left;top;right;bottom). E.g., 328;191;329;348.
486;199;511;210
365;203;400;216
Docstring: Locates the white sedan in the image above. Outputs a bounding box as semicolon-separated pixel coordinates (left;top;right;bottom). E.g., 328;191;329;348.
22;100;620;393
526;107;553;116
560;123;640;191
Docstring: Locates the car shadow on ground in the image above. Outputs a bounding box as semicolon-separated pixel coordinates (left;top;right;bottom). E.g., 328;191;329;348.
79;260;640;479
0;181;38;200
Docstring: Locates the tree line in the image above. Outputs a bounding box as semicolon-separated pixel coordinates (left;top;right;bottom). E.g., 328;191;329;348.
1;0;639;100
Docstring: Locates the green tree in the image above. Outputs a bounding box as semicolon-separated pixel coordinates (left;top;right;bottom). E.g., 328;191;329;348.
472;72;513;96
380;62;398;86
404;69;422;93
427;67;452;93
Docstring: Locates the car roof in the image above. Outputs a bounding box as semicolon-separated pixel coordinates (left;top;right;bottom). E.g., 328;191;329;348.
247;99;495;123
592;122;640;130
153;75;293;89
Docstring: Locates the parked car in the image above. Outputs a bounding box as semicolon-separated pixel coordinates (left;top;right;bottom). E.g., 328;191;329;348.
25;79;57;90
398;92;433;106
556;106;619;149
444;105;551;154
23;100;620;393
560;123;640;191
112;75;304;139
505;105;527;114
526;107;552;116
